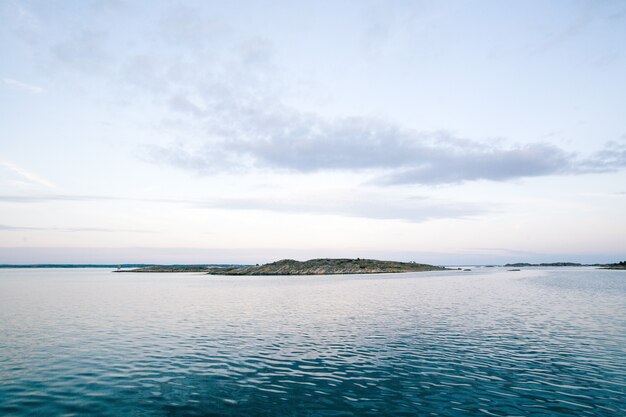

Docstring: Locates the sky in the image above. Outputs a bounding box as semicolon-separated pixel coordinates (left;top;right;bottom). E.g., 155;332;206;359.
1;0;625;265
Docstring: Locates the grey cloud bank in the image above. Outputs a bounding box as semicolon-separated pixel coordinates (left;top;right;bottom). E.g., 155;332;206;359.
147;118;586;185
147;109;625;185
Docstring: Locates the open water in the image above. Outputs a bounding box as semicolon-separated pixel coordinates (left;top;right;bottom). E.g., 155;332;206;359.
0;267;624;416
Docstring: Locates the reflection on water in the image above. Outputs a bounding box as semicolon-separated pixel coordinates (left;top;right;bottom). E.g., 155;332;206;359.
0;268;625;416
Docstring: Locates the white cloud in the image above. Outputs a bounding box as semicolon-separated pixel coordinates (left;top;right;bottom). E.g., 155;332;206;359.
0;224;152;233
0;160;55;189
2;77;43;94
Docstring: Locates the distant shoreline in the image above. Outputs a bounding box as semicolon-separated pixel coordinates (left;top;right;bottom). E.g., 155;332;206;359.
0;264;245;269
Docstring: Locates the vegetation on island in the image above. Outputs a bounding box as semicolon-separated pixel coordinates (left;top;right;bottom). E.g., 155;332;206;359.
116;264;245;273
601;261;626;270
205;258;447;275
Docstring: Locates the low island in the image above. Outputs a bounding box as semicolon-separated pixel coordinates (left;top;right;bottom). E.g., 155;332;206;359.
504;262;583;267
206;258;448;275
504;261;626;270
121;258;448;275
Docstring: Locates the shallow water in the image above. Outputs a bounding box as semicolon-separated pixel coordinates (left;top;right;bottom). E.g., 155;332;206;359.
0;267;624;416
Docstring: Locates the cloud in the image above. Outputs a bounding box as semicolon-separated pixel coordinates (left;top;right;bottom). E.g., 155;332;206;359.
116;7;623;186
51;29;111;74
9;2;626;187
579;141;626;172
462;247;541;256
0;192;487;224
157;4;225;48
373;143;573;185
529;1;626;55
2;77;44;94
0;194;106;203
197;194;487;223
0;224;153;233
0;0;43;44
0;160;55;188
146;107;618;186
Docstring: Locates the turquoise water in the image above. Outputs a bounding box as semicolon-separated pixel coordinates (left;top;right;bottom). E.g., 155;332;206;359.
0;267;624;416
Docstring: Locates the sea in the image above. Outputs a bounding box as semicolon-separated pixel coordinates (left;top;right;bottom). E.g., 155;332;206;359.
0;267;624;416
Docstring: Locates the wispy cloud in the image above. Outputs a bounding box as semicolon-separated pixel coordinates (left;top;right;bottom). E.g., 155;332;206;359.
0;0;42;44
51;29;111;74
0;194;187;204
530;1;626;55
0;192;487;224
197;194;487;223
0;160;55;188
462;247;540;256
2;77;44;94
578;141;626;172
0;224;153;233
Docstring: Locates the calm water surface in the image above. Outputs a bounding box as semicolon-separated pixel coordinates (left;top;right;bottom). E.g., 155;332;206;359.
0;267;624;416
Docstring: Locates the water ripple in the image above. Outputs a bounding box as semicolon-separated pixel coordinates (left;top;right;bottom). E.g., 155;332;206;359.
0;268;625;416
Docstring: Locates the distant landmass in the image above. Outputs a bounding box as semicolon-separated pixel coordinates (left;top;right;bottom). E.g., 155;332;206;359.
0;264;244;270
205;258;447;275
118;264;244;273
0;264;157;269
504;262;584;267
503;262;626;268
601;261;626;270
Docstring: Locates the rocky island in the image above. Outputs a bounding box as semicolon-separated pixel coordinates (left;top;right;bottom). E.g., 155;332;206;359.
205;258;447;275
119;258;447;275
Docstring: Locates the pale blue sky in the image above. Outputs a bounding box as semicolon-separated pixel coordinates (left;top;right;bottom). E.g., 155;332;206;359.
1;0;625;264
